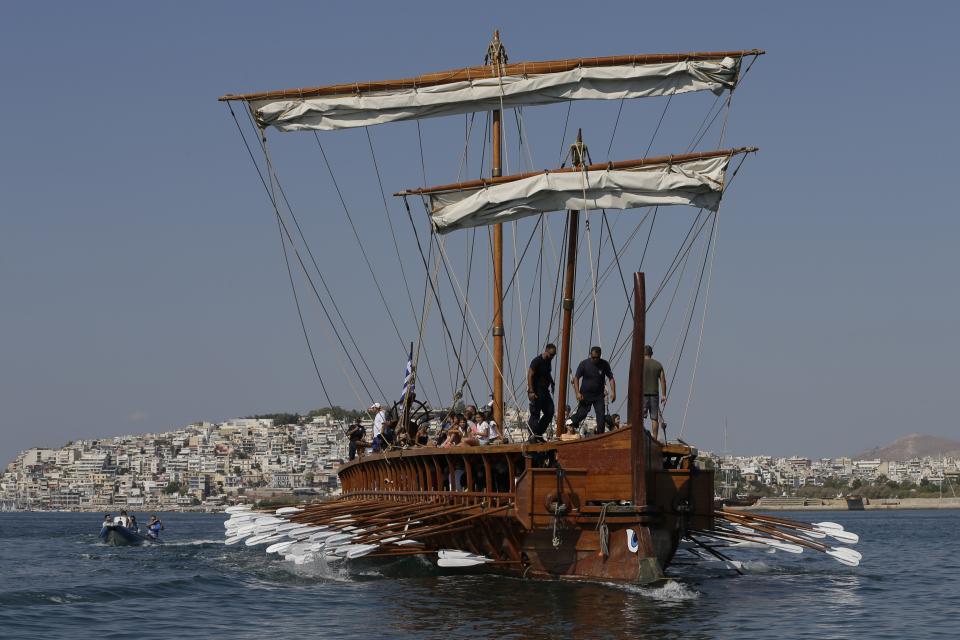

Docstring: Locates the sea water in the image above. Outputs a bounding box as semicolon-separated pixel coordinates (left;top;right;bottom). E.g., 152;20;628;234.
0;510;957;639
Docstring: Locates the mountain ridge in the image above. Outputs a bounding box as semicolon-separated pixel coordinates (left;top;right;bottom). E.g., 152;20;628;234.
854;433;960;460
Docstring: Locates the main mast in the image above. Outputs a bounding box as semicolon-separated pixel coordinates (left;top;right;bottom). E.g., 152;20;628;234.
556;131;586;435
488;31;506;430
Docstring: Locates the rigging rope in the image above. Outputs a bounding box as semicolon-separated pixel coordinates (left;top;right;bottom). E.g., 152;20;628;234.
679;209;720;436
226;103;374;411
365;127;444;402
664;212;717;411
402;197;478;405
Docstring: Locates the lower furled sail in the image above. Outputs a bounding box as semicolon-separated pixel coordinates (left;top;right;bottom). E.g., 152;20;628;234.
401;148;753;234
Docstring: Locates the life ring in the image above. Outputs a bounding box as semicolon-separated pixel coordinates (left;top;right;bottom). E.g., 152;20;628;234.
626;528;639;553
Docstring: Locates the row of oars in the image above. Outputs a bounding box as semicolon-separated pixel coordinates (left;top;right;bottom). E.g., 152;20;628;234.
685;509;862;568
222;499;510;567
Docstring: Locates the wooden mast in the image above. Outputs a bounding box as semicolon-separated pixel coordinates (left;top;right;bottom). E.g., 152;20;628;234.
628;273;647;504
555;130;586;435
489;31;505;430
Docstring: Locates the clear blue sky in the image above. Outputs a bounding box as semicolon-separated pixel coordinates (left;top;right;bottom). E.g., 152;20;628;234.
2;1;958;466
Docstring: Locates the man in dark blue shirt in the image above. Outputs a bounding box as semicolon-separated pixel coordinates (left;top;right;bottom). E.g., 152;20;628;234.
526;343;557;441
569;346;616;436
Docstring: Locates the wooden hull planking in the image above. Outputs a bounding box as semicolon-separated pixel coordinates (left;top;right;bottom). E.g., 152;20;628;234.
332;427;713;583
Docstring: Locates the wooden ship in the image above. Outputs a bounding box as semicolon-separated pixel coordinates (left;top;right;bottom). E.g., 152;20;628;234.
220;34;861;581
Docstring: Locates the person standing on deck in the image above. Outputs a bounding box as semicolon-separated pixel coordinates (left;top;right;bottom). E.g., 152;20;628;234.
569;346;616;436
643;345;668;442
347;418;366;460
369;402;387;452
527;344;557;442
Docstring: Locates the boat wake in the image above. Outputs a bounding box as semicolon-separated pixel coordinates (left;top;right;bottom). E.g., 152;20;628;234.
618;579;701;602
163;539;224;547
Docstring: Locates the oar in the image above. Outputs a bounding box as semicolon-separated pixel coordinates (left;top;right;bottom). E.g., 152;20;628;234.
343;544;379;559
438;557;493;568
225;506;253;514
437;549;485;559
354;503;495;545
685;535;744;575
711;531;805;554
720;511;860;546
266;540;297;554
245;532;277;546
720;511;859;544
719;516;862;566
310;503;475;550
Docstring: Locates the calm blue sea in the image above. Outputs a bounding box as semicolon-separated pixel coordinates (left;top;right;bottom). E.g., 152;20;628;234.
0;510;956;640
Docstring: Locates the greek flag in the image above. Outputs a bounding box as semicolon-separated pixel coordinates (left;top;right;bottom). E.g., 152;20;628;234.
399;348;415;402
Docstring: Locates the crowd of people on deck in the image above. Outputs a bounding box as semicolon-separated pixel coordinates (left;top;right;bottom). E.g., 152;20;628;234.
101;510;164;539
345;342;665;461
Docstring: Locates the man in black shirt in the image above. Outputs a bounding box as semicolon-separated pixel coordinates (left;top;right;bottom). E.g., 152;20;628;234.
569;346;616;436
527;343;557;441
347;419;366;461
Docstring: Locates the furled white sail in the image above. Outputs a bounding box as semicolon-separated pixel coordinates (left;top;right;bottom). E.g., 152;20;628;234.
252;58;739;132
424;155;730;234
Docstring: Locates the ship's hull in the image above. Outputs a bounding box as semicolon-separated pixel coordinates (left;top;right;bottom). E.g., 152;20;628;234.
335;427;712;583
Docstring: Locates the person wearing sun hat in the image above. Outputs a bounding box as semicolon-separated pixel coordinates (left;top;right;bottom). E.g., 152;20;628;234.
369;402;387;452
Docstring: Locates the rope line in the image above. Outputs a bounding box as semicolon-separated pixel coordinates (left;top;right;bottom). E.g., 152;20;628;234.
226;103;374;409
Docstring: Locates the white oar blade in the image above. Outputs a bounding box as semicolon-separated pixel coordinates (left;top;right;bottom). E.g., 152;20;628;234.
729;540;769;550
823;529;859;544
438;557;491;568
266;540;296;554
325;533;356;546
814;522;845;531
826;548;861;567
225;506;252;514
309;530;338;542
346;544;379;559
275;507;303;515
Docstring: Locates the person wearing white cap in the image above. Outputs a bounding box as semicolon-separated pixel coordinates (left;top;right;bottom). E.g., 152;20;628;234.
369;402;387;452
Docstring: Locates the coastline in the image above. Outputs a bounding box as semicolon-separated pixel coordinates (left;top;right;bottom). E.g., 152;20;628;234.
732;497;960;511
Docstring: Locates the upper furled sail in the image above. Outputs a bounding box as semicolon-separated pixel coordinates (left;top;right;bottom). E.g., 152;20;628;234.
401;149;754;234
221;51;762;132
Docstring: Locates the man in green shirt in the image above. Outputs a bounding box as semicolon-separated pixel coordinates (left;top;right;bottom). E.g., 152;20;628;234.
643;345;668;442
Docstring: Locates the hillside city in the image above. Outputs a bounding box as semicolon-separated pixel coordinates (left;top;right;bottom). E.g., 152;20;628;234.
3;413;959;511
